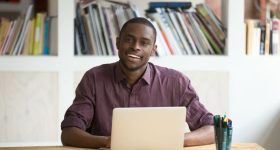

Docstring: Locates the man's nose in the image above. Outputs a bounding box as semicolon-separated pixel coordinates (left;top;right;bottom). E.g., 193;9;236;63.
131;41;141;50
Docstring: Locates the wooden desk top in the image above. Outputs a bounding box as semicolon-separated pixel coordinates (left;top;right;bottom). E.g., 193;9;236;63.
1;143;265;150
184;143;265;150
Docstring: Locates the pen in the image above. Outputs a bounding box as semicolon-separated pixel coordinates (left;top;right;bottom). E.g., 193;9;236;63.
227;119;233;150
213;115;220;150
222;119;227;150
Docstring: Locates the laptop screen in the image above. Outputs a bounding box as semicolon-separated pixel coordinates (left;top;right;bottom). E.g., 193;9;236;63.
110;107;186;150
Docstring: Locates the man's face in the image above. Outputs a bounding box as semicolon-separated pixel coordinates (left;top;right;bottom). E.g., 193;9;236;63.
116;23;157;72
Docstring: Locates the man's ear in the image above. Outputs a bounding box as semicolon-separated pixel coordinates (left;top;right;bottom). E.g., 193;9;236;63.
116;37;120;50
151;44;157;56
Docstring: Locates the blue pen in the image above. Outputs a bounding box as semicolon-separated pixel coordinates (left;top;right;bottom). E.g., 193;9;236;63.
220;117;227;150
227;119;233;150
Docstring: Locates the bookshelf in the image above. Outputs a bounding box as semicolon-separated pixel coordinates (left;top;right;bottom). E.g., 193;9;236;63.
0;0;57;56
244;0;280;56
1;0;280;149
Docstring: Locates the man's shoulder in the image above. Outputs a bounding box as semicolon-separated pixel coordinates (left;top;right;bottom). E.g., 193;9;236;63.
151;63;186;79
86;62;116;75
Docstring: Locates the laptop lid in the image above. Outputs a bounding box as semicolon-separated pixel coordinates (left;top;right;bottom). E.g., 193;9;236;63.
111;107;186;150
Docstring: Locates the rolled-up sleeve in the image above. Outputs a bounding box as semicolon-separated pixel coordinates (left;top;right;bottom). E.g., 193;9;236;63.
61;72;95;131
179;76;213;131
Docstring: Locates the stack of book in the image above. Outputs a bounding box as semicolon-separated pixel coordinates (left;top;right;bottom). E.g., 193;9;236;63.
0;0;56;56
245;0;280;56
75;1;226;56
74;0;140;55
245;19;280;56
146;2;226;56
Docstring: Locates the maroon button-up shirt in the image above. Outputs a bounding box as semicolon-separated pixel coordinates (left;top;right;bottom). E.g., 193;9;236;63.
61;62;213;136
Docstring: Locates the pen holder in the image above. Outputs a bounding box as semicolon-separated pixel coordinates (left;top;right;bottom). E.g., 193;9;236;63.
214;126;232;150
213;115;233;150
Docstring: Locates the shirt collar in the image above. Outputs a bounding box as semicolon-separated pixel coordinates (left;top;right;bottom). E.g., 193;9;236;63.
115;61;151;85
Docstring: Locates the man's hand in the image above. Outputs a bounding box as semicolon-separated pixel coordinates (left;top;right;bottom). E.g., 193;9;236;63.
184;125;215;147
61;127;110;149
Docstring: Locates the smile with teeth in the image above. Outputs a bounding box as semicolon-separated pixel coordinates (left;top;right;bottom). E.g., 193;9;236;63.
127;54;141;59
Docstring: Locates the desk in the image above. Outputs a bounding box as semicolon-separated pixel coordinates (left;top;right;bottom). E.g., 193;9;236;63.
184;143;265;150
0;143;265;150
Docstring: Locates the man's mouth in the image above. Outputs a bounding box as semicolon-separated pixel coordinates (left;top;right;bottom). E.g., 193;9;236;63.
127;54;141;59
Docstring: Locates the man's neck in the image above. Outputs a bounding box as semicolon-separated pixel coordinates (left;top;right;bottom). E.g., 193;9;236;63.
120;64;147;87
125;72;141;87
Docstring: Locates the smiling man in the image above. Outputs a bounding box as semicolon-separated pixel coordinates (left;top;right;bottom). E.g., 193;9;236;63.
116;19;157;87
61;17;214;149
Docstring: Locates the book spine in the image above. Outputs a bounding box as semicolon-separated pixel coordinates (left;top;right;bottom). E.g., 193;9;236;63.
33;13;42;55
148;2;192;10
43;17;50;55
76;3;90;55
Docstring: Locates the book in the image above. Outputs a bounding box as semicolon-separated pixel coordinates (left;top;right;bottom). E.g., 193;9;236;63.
83;14;97;55
147;9;182;55
166;8;192;55
196;4;226;42
196;12;225;51
75;3;90;55
252;27;261;56
245;19;260;55
7;18;23;55
271;18;279;55
22;19;34;55
97;0;113;55
49;17;57;56
192;13;222;54
33;13;44;55
128;0;140;17
102;7;118;55
76;0;139;55
148;2;192;10
37;13;46;55
75;27;82;55
0;18;13;54
12;4;33;55
87;4;102;55
92;6;107;55
181;11;202;55
43;16;50;55
113;4;129;32
1;20;16;54
264;22;271;55
185;13;215;55
175;10;198;55
157;8;183;55
150;20;170;56
259;25;265;55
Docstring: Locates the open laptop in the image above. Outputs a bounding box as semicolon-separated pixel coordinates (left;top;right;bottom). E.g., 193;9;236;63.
110;107;186;150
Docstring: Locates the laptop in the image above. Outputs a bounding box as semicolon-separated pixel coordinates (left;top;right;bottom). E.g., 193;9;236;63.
110;107;186;150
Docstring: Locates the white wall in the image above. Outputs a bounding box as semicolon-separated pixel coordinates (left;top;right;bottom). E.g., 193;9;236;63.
230;58;280;150
225;0;280;149
0;72;59;145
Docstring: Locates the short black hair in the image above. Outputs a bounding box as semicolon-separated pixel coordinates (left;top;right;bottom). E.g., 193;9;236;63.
119;17;157;43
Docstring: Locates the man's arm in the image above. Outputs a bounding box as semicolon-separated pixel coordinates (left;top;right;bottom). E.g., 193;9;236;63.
61;127;110;148
184;125;214;147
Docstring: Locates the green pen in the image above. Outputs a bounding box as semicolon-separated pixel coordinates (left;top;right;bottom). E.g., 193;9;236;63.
213;115;222;150
213;115;219;150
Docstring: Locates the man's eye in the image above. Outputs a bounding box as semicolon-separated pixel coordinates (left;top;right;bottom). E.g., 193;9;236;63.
125;38;133;43
141;41;150;46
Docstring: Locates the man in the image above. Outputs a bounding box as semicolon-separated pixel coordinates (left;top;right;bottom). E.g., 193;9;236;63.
61;17;214;148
